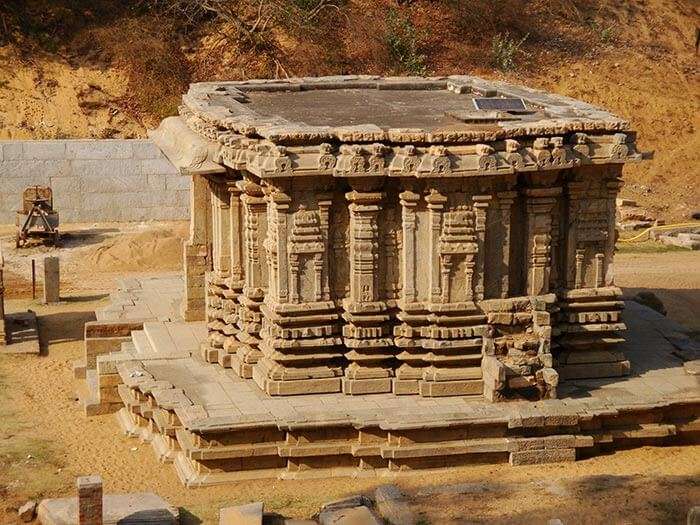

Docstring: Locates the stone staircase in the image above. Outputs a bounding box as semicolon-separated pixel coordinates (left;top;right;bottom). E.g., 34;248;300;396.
77;320;205;415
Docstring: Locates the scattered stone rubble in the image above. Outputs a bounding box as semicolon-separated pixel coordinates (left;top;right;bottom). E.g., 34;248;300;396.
220;488;415;525
658;230;700;250
616;198;657;231
36;475;179;525
18;500;37;523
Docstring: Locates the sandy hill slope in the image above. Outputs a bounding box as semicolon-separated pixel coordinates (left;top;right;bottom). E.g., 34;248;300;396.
0;0;698;219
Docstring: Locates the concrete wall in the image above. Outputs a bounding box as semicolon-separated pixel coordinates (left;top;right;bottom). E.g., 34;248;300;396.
0;139;190;224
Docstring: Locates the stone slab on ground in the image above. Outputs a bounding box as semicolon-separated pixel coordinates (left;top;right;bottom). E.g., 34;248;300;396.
658;234;700;250
318;506;383;525
374;485;416;525
1;311;40;354
219;502;263;525
37;492;179;525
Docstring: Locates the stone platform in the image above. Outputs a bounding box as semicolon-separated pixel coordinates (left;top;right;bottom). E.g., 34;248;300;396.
104;298;700;486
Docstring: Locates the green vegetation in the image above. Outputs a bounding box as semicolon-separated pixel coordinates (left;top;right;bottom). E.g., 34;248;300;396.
491;32;529;72
385;8;427;75
589;20;616;43
615;240;687;254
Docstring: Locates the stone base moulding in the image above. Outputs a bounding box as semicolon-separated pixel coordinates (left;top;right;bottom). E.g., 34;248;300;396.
104;300;700;486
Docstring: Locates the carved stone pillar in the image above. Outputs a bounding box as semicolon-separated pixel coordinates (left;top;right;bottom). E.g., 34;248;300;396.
472;195;492;301
496;191;516;298
556;171;628;381
342;185;394;394
202;179;233;361
565;181;584;289
181;173;209;322
399;189;419;305
426;189;447;304
231;179;268;379
524;187;561;296
218;183;245;368
419;187;485;397
254;188;343;395
393;187;426;394
605;177;624;286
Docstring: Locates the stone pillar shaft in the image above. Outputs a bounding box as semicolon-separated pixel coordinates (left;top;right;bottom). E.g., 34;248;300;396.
77;475;103;525
524;187;561;296
472;195;492;301
342;188;394;394
496;191;516;298
182;173;209;322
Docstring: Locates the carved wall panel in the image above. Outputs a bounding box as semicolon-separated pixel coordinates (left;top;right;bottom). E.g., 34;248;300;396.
198;161;628;397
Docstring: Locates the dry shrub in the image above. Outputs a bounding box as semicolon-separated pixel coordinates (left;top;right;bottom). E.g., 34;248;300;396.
78;16;190;121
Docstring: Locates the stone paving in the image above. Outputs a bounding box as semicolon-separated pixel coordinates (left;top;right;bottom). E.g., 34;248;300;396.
96;274;183;323
119;299;699;432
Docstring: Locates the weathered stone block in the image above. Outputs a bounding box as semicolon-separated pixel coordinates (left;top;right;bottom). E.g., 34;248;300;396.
66;140;133;160
77;475;103;525
164;173;191;191
509;447;576;465
140;157;178;176
72;159;140;179
2;142;23;160
219;502;263;525
132;140;164;159
22;140;66;160
43;256;60;304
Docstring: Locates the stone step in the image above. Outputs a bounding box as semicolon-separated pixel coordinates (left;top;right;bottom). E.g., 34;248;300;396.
144;321;193;357
144;322;174;354
76;369;104;416
120;341;137;355
132;330;155;356
164;322;201;355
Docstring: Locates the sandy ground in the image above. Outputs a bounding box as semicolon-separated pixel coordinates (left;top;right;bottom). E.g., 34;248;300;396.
616;250;700;334
0;221;187;299
0;223;699;524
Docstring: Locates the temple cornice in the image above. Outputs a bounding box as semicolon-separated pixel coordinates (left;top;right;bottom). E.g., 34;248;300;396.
211;132;642;180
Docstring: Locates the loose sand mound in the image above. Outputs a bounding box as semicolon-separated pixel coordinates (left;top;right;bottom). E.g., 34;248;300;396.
84;226;185;272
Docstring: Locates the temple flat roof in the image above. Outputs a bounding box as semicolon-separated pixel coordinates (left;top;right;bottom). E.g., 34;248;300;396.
181;75;630;145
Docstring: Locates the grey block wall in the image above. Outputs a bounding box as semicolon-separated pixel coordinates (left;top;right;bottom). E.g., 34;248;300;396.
0;139;190;224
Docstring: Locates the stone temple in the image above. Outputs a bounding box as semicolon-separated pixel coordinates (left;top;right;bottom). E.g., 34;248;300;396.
75;76;699;484
153;75;641;400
